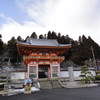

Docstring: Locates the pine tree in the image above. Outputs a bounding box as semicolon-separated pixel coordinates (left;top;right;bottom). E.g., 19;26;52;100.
30;32;37;38
17;36;24;42
79;65;94;83
51;31;57;39
0;37;3;54
57;33;61;43
7;37;20;64
47;31;52;39
39;34;44;39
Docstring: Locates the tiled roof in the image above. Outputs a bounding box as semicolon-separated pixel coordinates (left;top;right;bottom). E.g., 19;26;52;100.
17;38;71;47
27;38;59;46
60;67;95;71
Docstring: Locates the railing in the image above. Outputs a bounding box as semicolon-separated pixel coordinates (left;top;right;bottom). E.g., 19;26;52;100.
23;56;64;59
45;74;53;89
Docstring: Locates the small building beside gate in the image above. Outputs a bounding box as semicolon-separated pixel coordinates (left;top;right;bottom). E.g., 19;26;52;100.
16;38;71;79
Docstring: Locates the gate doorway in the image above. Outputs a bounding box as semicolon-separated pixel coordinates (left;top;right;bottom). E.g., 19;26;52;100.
38;65;50;78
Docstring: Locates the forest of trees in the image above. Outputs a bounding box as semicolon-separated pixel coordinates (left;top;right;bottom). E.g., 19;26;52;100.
0;31;100;67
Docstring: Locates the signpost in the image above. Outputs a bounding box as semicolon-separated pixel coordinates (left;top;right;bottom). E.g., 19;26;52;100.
91;46;97;71
24;79;32;94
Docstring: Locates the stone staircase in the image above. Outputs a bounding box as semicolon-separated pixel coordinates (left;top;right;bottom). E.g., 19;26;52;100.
58;77;69;87
38;78;63;89
51;78;63;88
38;78;52;89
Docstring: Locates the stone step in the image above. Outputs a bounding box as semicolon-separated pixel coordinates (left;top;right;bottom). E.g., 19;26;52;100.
38;78;63;89
52;80;63;88
38;79;52;89
58;77;70;86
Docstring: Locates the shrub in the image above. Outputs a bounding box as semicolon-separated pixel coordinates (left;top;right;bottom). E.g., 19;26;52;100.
0;84;4;91
0;76;6;79
96;71;100;75
95;75;100;80
79;65;94;84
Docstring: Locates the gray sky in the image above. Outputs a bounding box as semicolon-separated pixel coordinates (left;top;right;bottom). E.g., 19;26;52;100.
0;0;100;45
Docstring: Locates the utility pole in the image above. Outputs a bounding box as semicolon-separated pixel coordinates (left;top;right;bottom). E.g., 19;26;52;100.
4;57;11;90
91;46;97;71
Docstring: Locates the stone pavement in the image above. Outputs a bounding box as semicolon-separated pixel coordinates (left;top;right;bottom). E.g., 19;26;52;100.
1;85;100;100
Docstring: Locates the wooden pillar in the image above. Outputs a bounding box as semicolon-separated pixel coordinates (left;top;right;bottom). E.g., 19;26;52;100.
58;63;60;77
47;67;49;78
27;63;30;79
50;64;52;78
36;64;38;79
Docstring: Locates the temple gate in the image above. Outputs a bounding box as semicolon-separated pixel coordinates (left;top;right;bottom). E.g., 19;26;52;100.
17;38;71;79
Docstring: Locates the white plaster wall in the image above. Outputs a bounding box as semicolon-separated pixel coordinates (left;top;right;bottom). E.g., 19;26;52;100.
74;71;81;77
90;70;96;76
11;72;25;79
10;70;96;79
60;71;69;77
74;70;96;77
60;70;96;78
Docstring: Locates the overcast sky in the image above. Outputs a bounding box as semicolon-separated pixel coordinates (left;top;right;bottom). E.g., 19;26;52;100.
0;0;100;44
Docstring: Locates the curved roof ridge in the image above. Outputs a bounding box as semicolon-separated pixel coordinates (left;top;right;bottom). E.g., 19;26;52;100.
17;38;71;47
26;38;59;46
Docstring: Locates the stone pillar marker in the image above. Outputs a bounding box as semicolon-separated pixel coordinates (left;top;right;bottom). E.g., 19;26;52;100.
66;66;79;88
68;66;74;82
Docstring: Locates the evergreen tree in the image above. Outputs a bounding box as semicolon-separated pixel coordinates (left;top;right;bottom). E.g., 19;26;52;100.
60;35;65;44
7;37;21;64
30;32;37;38
25;36;30;42
39;34;44;39
81;35;89;60
57;33;61;43
78;36;82;45
0;34;4;67
88;36;100;59
44;34;46;39
1;31;100;67
51;31;57;39
0;34;3;54
64;35;71;44
70;41;83;65
79;65;94;83
47;31;52;39
17;36;24;42
0;34;2;38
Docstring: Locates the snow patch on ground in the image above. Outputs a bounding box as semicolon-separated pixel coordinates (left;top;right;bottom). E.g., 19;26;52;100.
0;87;40;96
87;84;98;87
13;87;40;92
